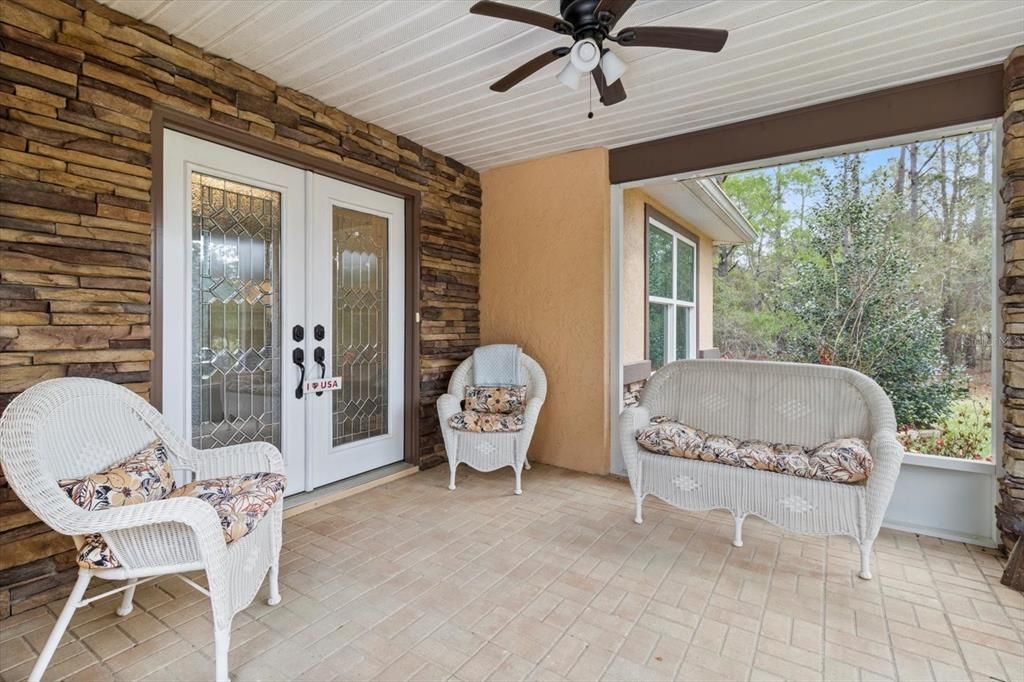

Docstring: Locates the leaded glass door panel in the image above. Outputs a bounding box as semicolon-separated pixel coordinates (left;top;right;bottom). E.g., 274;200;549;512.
308;174;405;487
162;130;307;495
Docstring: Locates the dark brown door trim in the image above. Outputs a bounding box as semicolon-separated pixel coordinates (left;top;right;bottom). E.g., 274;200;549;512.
150;107;422;468
643;203;700;363
610;64;1003;185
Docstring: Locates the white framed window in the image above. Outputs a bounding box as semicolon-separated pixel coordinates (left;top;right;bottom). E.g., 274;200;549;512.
647;216;697;369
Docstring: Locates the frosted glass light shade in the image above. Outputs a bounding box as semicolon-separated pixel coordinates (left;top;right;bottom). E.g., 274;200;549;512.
557;61;583;89
600;50;627;85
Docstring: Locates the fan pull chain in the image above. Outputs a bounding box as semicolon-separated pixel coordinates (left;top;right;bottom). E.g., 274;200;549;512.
588;77;594;119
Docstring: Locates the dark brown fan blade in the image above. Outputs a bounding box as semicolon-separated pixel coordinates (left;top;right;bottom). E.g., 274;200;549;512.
470;1;572;33
594;0;636;30
592;65;627;106
617;26;728;52
490;48;570;92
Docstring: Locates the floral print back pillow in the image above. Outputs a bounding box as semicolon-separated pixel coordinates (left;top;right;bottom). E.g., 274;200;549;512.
59;440;176;512
464;385;527;414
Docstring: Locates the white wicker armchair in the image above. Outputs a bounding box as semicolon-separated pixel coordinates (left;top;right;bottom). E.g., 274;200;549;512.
437;354;547;494
619;360;904;579
0;378;285;682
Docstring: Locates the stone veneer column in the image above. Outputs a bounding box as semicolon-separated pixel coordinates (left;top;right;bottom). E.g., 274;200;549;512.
999;46;1024;566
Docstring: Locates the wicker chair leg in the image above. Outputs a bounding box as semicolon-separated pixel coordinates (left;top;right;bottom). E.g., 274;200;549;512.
524;456;531;470
448;461;458;491
267;562;281;606
634;494;643;524
859;541;873;580
29;570;91;682
116;578;137;616
214;621;232;682
514;465;523;495
732;513;746;548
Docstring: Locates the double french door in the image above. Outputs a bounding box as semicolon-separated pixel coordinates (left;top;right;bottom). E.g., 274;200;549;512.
162;130;405;495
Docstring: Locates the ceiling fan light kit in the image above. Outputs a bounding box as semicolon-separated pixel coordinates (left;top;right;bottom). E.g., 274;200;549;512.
570;38;601;72
470;0;729;110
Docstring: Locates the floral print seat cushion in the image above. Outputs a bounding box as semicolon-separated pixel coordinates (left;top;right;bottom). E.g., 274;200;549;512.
448;409;526;433
464;385;527;414
168;472;287;544
635;417;873;484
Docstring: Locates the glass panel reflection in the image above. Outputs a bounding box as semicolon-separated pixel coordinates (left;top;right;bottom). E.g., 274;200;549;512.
332;206;388;446
649;303;667;370
676;306;691;360
647;228;673;298
191;172;281;450
677;241;695;302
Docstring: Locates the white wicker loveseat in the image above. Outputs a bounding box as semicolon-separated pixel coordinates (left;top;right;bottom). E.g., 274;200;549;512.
437;353;547;494
0;378;284;682
619;360;904;579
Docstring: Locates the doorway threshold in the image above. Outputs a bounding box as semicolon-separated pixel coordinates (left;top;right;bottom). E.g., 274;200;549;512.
284;462;418;518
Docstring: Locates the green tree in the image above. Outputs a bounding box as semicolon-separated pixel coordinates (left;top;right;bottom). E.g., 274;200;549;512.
778;165;967;426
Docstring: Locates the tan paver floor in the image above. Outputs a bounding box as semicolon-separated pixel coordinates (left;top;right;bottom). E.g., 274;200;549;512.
1;464;1022;682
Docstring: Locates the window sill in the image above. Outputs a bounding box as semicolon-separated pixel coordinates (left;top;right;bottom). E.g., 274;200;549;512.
902;451;994;474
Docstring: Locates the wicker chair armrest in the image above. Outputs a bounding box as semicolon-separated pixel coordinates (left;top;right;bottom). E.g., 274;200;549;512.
192;442;285;480
618;406;650;485
69;497;227;566
865;429;904;539
524;396;544;422
437;393;462;422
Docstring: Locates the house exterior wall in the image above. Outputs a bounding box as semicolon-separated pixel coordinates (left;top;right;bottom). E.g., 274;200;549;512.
0;0;481;618
999;46;1024;556
480;148;611;475
622;188;715;365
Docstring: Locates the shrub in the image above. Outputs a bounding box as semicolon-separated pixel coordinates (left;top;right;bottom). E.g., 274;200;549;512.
776;169;968;427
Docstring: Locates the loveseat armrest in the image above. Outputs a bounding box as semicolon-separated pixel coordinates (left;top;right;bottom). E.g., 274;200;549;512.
193;441;285;480
618;406;650;488
864;429;904;543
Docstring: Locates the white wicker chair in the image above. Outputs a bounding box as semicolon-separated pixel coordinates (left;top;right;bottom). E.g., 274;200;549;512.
437;354;547;494
0;378;285;682
619;360;904;580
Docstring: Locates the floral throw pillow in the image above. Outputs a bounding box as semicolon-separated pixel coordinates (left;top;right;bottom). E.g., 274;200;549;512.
635;417;706;459
59;440;176;512
464;385;527;414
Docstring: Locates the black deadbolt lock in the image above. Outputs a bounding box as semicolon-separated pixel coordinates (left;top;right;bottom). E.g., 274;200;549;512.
292;324;304;342
314;324;325;341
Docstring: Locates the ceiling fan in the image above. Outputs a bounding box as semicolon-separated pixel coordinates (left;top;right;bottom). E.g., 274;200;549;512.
470;0;729;107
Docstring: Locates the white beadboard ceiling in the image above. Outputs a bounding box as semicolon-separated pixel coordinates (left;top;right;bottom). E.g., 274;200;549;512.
102;0;1022;172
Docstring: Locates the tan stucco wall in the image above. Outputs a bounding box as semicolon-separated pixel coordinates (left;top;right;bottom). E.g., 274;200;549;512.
480;149;611;475
622;189;715;364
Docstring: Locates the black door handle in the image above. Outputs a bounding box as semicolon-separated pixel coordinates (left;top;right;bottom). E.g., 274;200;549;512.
293;348;305;399
314;347;326;396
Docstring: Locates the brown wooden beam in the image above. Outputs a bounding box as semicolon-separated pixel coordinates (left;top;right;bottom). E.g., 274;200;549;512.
609;65;1004;185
